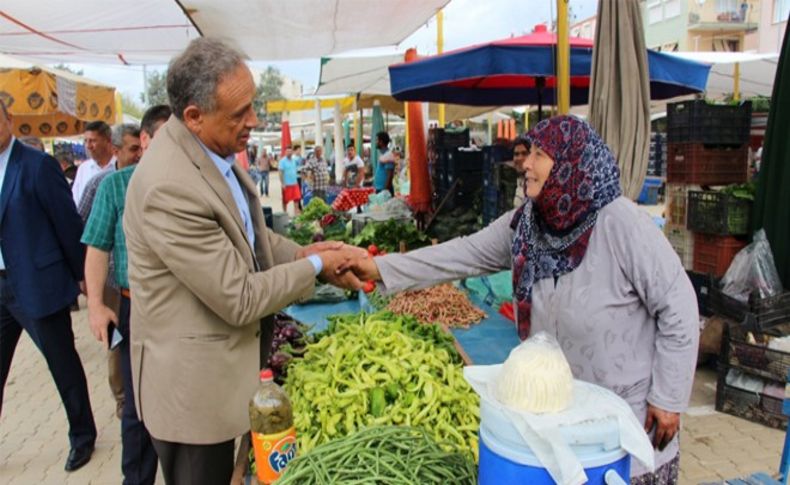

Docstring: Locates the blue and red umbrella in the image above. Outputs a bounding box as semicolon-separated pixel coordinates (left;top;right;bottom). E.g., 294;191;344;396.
389;24;710;110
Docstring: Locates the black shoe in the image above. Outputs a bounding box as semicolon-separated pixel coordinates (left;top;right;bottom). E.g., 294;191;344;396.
64;445;94;472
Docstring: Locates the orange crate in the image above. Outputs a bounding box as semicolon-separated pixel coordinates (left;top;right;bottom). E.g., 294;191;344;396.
666;143;747;185
693;234;747;277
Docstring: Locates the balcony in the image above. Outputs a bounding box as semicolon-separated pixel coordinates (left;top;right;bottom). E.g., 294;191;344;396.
687;1;759;32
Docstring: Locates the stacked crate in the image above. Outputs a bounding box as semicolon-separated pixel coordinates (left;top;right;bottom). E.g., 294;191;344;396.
716;321;790;430
664;100;752;279
432;148;484;211
648;132;667;177
482;145;516;225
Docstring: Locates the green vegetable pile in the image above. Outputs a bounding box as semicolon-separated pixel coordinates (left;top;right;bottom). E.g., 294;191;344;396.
427;207;481;242
284;312;478;458
721;182;756;201
277;426;477;484
351;219;428;253
294;198;332;225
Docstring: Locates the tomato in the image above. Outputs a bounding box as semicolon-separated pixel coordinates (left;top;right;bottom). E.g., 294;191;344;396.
367;244;379;256
363;280;376;293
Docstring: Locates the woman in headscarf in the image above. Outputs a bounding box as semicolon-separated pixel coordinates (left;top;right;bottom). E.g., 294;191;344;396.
349;116;699;483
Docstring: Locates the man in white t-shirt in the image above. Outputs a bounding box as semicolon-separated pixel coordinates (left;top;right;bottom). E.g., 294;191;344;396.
71;121;116;206
342;144;365;188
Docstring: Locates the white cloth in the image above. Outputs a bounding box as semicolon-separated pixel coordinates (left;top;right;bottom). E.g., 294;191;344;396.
0;136;15;270
465;365;655;485
71;157;116;206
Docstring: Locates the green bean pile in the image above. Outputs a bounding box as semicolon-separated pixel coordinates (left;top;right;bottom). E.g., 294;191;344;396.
284;312;479;458
277;426;477;484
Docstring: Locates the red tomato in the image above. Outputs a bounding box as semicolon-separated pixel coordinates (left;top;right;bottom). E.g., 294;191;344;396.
367;244;379;256
363;280;376;293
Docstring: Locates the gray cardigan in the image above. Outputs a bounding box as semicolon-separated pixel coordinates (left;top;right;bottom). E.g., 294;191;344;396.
376;197;700;474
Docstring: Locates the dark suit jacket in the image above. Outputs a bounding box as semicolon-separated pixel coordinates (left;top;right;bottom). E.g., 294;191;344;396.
0;139;85;319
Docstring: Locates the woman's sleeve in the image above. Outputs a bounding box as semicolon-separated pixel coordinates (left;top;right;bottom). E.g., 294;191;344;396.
602;201;700;413
375;210;516;294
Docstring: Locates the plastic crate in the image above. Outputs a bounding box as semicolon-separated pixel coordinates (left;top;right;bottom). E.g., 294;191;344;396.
667;100;752;145
430;128;470;149
665;223;694;270
665;183;700;227
666;143;748;185
687;191;751;235
709;284;790;332
637;185;660;205
715;365;788;430
692;234;747;278
686;270;712;316
723;322;790;382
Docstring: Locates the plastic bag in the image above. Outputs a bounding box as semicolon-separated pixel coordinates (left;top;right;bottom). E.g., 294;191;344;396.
721;229;783;302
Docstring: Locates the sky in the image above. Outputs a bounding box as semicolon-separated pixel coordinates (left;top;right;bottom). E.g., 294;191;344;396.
66;0;598;104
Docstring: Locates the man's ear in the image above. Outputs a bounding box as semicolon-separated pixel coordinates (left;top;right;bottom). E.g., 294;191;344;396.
183;105;202;133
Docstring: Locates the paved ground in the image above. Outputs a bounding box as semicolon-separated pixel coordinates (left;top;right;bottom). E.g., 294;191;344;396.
0;182;785;484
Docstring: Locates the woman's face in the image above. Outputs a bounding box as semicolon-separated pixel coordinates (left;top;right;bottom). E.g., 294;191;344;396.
518;143;555;199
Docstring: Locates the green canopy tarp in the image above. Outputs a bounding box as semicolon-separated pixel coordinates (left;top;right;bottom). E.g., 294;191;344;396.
752;12;790;287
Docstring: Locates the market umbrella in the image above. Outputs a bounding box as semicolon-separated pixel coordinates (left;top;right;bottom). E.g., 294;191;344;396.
404;48;430;214
370;100;385;175
280;120;292;157
752;12;790;288
0;53;116;138
588;0;651;200
388;24;710;115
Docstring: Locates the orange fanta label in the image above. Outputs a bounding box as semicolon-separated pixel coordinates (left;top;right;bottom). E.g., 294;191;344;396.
251;426;297;483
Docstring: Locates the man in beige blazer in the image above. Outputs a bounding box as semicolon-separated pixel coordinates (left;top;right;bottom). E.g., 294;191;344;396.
123;38;362;484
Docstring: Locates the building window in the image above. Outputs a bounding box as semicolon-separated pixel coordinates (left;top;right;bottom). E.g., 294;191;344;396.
648;1;664;24
716;0;739;13
776;0;790;22
665;0;681;18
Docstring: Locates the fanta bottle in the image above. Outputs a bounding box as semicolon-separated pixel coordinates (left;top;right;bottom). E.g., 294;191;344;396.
249;368;297;483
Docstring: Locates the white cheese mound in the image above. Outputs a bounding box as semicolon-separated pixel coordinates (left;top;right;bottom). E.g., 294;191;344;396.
493;336;574;413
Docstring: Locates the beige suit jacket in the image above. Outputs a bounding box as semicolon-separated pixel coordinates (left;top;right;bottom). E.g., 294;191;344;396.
123;116;315;444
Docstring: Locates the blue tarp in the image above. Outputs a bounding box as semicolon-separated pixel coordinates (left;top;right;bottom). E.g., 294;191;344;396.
284;292;520;365
389;46;710;106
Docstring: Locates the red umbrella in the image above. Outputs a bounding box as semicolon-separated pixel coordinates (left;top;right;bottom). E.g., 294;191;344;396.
280;120;292;157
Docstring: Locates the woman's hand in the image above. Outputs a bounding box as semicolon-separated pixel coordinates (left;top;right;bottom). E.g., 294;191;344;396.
644;404;680;451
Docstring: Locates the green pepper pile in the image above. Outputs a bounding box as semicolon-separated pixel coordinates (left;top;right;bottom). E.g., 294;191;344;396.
284;312;479;459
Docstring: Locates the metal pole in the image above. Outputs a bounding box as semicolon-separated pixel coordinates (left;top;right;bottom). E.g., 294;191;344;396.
314;99;323;149
556;0;570;114
733;62;741;101
437;10;446;128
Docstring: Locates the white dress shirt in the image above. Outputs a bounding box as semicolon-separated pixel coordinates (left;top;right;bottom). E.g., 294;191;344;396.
71;157;116;206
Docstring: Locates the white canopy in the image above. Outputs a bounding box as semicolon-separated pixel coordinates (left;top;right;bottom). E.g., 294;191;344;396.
666;51;779;98
316;53;403;96
0;0;199;65
185;0;450;60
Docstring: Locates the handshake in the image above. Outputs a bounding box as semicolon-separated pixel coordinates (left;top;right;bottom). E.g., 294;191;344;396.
296;241;381;290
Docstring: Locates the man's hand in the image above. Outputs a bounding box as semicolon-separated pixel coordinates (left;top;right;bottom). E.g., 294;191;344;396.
87;301;118;346
295;241;344;259
339;254;382;282
318;248;364;290
644;404;680;451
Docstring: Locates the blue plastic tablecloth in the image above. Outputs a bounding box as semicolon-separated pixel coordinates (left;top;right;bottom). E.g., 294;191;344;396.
283;292;520;365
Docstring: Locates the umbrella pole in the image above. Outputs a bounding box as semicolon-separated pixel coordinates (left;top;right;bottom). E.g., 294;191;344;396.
537;77;545;122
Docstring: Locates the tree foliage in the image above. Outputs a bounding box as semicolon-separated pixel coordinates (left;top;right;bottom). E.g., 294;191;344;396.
121;93;144;120
142;70;169;107
53;64;84;76
255;66;285;126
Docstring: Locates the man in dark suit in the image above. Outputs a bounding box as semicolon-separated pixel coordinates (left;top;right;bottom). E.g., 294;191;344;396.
0;100;97;471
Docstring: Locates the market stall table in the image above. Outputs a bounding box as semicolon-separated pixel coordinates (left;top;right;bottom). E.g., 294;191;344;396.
284;291;520;365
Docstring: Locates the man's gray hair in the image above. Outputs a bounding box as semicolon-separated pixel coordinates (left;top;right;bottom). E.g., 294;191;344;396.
111;123;141;148
167;38;247;120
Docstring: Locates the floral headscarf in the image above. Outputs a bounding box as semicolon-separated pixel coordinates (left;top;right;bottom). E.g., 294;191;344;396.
510;115;621;340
